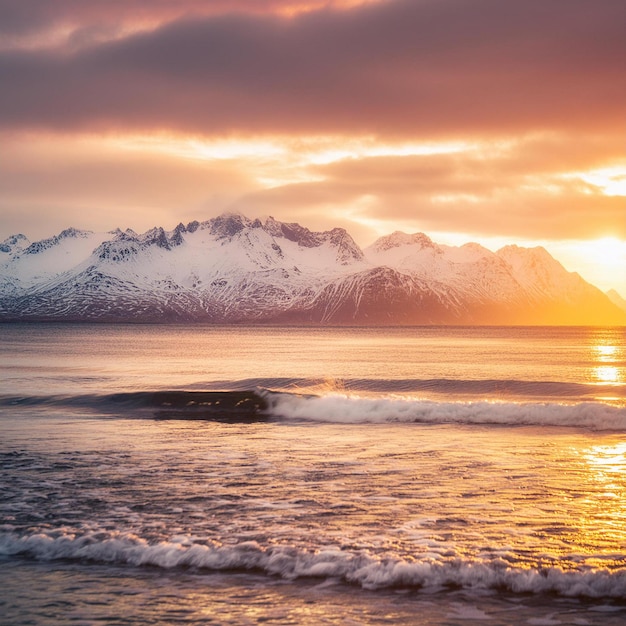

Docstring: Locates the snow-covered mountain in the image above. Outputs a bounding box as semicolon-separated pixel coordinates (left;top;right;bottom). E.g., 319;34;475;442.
0;213;623;325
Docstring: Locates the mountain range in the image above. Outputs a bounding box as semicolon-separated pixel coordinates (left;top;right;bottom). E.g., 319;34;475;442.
1;213;624;325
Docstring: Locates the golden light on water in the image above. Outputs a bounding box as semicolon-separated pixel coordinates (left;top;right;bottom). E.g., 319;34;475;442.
585;442;626;470
596;345;617;358
590;338;624;388
595;366;620;384
574;441;626;556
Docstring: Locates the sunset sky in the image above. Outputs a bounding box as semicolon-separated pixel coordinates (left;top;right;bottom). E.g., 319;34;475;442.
0;0;624;294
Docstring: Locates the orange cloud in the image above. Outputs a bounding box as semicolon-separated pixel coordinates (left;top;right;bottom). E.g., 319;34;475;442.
1;130;624;244
224;132;625;239
0;132;258;238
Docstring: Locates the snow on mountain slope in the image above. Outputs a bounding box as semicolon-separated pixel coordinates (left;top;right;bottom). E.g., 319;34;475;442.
364;231;530;307
496;245;579;299
0;214;369;322
88;214;367;319
0;214;623;324
0;228;110;297
364;231;624;324
278;266;467;324
93;214;363;285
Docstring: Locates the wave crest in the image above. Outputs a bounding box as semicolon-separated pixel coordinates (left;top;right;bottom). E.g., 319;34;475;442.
2;387;625;429
2;530;626;599
265;392;626;431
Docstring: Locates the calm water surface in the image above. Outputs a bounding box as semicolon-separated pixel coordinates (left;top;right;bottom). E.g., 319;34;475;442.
1;324;625;625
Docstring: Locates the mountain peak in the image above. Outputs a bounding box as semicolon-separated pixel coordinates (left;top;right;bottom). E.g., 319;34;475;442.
110;228;138;241
370;231;436;253
22;227;93;255
260;217;363;263
1;213;623;325
497;244;567;275
207;213;251;239
0;233;30;254
59;227;89;239
140;227;171;250
262;216;322;248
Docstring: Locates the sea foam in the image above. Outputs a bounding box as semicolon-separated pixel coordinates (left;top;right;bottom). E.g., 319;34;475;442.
2;530;626;599
264;392;626;431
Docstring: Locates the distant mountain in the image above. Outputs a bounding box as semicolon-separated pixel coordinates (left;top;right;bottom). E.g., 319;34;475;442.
0;213;623;325
607;289;626;314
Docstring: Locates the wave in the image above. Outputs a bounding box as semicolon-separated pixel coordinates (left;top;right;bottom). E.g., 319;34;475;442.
265;392;626;431
1;387;625;429
0;390;270;422
2;530;625;600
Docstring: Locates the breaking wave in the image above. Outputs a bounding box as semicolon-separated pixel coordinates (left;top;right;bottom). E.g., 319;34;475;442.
1;530;625;600
1;384;625;429
265;392;626;431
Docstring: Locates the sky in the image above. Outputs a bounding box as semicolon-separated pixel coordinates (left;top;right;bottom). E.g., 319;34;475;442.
0;0;625;295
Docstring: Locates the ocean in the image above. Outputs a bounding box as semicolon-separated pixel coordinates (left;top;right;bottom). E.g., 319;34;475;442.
1;323;625;625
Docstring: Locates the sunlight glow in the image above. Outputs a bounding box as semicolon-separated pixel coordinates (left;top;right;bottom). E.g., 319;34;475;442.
303;139;472;165
594;366;621;385
547;238;626;295
112;133;477;191
277;0;386;17
578;442;626;551
579;237;626;291
591;334;624;387
578;167;626;197
596;345;617;359
114;134;472;168
585;442;626;474
586;237;626;268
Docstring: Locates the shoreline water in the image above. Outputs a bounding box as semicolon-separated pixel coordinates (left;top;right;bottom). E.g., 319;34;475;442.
1;324;624;624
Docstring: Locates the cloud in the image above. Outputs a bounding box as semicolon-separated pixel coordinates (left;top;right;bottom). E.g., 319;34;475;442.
0;0;624;272
0;0;360;37
0;133;257;239
0;0;624;137
234;134;626;241
1;130;624;244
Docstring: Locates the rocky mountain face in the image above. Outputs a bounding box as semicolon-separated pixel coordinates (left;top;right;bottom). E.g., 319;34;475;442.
0;214;623;325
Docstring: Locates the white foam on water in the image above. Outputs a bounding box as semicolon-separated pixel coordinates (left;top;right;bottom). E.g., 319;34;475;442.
264;392;626;431
2;530;626;599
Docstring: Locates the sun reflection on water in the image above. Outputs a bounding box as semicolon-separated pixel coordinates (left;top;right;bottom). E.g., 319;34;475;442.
590;334;624;388
585;441;626;471
596;345;618;358
576;441;626;555
594;365;620;384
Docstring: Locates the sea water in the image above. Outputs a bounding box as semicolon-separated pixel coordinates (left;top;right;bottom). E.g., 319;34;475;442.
1;324;625;625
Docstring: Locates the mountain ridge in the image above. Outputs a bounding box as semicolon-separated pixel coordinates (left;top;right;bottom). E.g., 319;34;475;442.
1;213;623;325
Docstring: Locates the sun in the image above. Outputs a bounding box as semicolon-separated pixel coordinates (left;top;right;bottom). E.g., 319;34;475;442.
548;236;626;296
587;237;626;267
581;237;626;291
